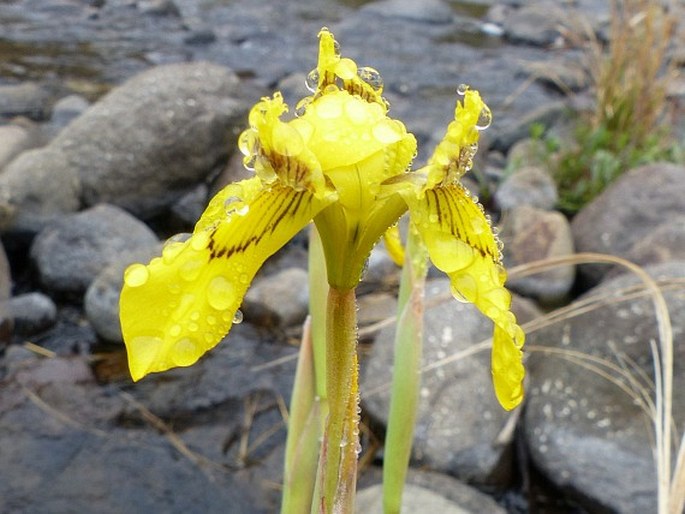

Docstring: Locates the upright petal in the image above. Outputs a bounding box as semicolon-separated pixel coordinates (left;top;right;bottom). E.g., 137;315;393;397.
120;179;333;381
404;183;525;410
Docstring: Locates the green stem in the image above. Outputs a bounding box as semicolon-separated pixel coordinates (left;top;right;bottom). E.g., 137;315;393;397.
315;286;359;514
382;224;428;514
281;320;320;514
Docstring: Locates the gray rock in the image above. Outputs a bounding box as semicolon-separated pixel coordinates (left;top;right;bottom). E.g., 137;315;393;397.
138;0;180;16
0;82;51;120
571;163;685;285
495;166;558;211
506;138;549;171
0;349;275;514
524;261;685;513
360;0;454;24
0;146;81;234
242;267;309;328
85;243;161;343
169;182;209;229
503;3;565;46
9;292;58;335
491;100;567;153
621;215;685;272
522;58;589;92
361;278;536;485
501;205;575;304
0;124;34;170
50;94;90;128
356;483;473;514
357;468;507;514
0;62;249;233
31;204;158;294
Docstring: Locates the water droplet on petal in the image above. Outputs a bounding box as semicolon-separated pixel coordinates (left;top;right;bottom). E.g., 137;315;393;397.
232;310;243;324
451;274;478;303
169;324;182;337
372;119;402;144
172;338;199;366
335;57;357;80
295;97;312;117
124;263;149;288
357;66;383;90
457;83;469;96
428;213;439;224
224;196;249;216
475;106;492;130
207;276;235;311
179;259;203;281
305;69;320;92
316;94;343;119
238;130;257;157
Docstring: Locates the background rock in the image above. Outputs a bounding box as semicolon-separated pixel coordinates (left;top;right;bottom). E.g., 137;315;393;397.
523;261;685;513
0;124;35;170
9;292;58;336
0;62;250;233
571;163;685;286
361;278;537;485
494;166;558;211
31;204;158;294
501;205;575;304
242;267;309;328
0;82;50;120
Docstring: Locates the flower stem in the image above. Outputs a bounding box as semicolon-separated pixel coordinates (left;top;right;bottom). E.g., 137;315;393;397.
316;286;359;514
383;224;428;514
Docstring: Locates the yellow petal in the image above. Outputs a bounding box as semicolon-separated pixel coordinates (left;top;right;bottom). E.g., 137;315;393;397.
405;182;525;410
425;88;491;187
314;28;387;109
383;223;404;266
120;181;333;381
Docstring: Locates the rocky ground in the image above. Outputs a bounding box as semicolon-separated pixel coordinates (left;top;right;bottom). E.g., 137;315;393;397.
0;0;684;513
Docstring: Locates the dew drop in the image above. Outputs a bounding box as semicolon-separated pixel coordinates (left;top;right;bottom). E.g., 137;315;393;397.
335;57;357;80
357;66;383;90
179;259;203;281
451;274;478;304
224;196;249;216
124;263;149;288
316;94;343;119
242;154;256;172
428;212;439;224
188;322;199;333
232;309;244;324
305;68;320;93
190;231;210;251
372;119;402;144
238;130;257;157
475;106;492;130
295;97;312;117
457;83;469;96
172;338;199;366
207;315;217;326
207;275;235;311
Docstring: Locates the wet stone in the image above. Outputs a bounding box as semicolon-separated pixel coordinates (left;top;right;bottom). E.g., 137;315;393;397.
242;267;309;328
9;292;58;336
30;203;159;294
494;166;558;212
523;262;685;513
0;82;51;120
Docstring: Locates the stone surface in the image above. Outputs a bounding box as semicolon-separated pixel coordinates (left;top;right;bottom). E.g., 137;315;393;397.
357;468;507;514
0;346;278;514
50;94;90;128
0;82;51;120
502;3;565;47
242;267;309;328
571;163;685;285
0;124;35;170
0;62;249;233
621;215;685;271
30;204;159;294
85;244;161;343
501;205;575;304
356;483;473;514
0;240;12;346
9;292;58;336
491;100;567;153
524;261;685;513
360;0;454;24
495;166;558;211
361;278;537;485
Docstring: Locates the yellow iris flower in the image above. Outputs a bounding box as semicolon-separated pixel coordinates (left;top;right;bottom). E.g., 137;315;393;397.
119;28;525;410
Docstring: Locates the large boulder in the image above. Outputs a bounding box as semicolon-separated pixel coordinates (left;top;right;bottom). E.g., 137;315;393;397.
361;278;540;485
523;261;685;512
30;204;159;295
571;163;685;285
0;62;250;234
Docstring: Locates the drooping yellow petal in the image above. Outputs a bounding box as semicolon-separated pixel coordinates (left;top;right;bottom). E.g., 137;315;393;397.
120;180;333;381
404;183;525;410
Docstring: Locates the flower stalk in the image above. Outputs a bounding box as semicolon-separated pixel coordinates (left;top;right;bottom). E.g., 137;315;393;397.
382;224;429;513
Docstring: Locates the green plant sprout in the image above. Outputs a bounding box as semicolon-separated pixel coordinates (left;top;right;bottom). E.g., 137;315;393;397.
119;28;524;513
